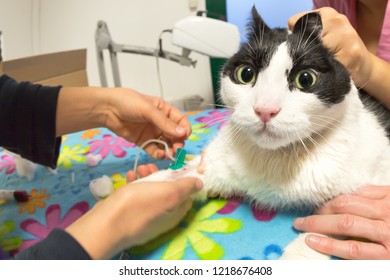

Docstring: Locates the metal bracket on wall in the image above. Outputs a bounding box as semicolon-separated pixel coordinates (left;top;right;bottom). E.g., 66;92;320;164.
95;21;196;87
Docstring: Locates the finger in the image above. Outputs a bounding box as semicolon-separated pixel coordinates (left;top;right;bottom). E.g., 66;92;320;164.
142;143;166;160
173;177;203;198
126;170;137;183
146;107;189;140
167;106;192;138
305;234;390;260
166;197;193;218
354;185;390;200
146;163;159;174
315;194;383;220
137;165;152;178
294;214;385;243
172;142;184;154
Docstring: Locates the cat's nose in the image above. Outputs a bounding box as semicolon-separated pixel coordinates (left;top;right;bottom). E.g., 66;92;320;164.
254;107;281;123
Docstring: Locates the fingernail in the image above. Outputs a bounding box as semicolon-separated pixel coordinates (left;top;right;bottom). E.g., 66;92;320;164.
176;126;185;134
306;234;320;245
195;180;203;190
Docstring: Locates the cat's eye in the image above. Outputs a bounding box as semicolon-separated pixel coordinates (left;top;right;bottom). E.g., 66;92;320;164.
294;69;317;90
236;65;256;85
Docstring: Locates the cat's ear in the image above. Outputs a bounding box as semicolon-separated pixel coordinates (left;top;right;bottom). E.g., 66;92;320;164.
292;12;322;41
247;6;271;41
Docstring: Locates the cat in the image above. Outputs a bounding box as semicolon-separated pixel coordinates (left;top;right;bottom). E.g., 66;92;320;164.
133;7;390;259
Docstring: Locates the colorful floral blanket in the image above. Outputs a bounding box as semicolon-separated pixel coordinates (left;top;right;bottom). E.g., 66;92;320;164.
0;109;306;260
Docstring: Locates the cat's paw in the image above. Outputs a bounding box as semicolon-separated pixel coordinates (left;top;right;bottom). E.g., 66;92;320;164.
279;233;331;260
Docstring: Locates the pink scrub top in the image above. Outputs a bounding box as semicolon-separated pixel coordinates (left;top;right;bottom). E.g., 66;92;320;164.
313;0;390;63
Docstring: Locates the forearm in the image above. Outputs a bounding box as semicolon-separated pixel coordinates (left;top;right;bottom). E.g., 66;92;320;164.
56;87;112;136
362;53;390;109
65;199;126;260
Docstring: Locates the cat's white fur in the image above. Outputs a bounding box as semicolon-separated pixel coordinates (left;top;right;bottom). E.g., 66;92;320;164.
134;42;390;259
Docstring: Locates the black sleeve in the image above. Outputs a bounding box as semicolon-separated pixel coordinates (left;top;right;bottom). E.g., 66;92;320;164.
0;74;62;168
14;228;91;260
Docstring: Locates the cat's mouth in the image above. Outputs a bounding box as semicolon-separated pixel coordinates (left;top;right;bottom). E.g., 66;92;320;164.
257;125;283;139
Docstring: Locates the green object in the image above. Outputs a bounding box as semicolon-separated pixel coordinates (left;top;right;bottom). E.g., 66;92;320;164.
206;0;228;107
169;148;187;170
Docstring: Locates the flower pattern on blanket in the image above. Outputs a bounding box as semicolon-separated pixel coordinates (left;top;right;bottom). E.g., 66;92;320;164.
88;134;135;159
195;109;230;129
219;198;278;221
188;124;212;142
17;189;50;215
0;155;16;175
81;129;101;140
57;144;90;169
19;202;89;251
0;221;22;257
130;199;242;260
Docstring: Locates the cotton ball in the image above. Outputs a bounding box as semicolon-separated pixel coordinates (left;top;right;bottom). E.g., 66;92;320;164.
87;154;103;167
89;175;114;200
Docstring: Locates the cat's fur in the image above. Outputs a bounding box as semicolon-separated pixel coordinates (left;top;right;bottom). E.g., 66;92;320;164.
135;7;390;259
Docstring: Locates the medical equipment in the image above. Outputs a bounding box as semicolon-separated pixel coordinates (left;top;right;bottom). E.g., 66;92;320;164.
95;14;240;87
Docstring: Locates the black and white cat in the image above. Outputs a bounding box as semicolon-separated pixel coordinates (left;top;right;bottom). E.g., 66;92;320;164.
134;7;390;259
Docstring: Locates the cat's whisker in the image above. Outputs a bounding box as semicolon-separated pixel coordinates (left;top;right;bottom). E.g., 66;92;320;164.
229;122;243;145
293;40;322;63
310;115;346;126
299;14;322;53
201;116;231;128
277;145;289;157
242;44;257;61
249;25;262;49
309;118;343;130
296;14;309;51
301;130;323;150
295;131;313;159
310;122;342;133
183;100;235;110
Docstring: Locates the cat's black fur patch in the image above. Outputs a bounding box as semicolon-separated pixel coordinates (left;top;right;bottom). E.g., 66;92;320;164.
222;7;286;84
359;90;390;140
222;7;351;105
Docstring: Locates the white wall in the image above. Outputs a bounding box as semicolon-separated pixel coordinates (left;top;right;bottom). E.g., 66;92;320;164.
0;0;35;59
0;0;214;106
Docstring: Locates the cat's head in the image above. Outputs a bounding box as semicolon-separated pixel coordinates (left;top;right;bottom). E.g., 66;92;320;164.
220;7;354;150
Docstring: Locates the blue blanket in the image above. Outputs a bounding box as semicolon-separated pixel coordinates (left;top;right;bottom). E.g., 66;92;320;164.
0;109;306;260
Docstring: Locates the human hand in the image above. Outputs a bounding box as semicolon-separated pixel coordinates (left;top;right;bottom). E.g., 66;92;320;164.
126;163;159;182
288;7;373;88
293;185;390;259
104;88;191;159
66;177;203;259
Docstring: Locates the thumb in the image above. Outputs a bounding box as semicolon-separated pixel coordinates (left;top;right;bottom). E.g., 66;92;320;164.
147;108;187;139
173;177;204;198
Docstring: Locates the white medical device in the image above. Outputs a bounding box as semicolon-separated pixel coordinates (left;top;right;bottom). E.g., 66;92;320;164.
95;14;240;87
